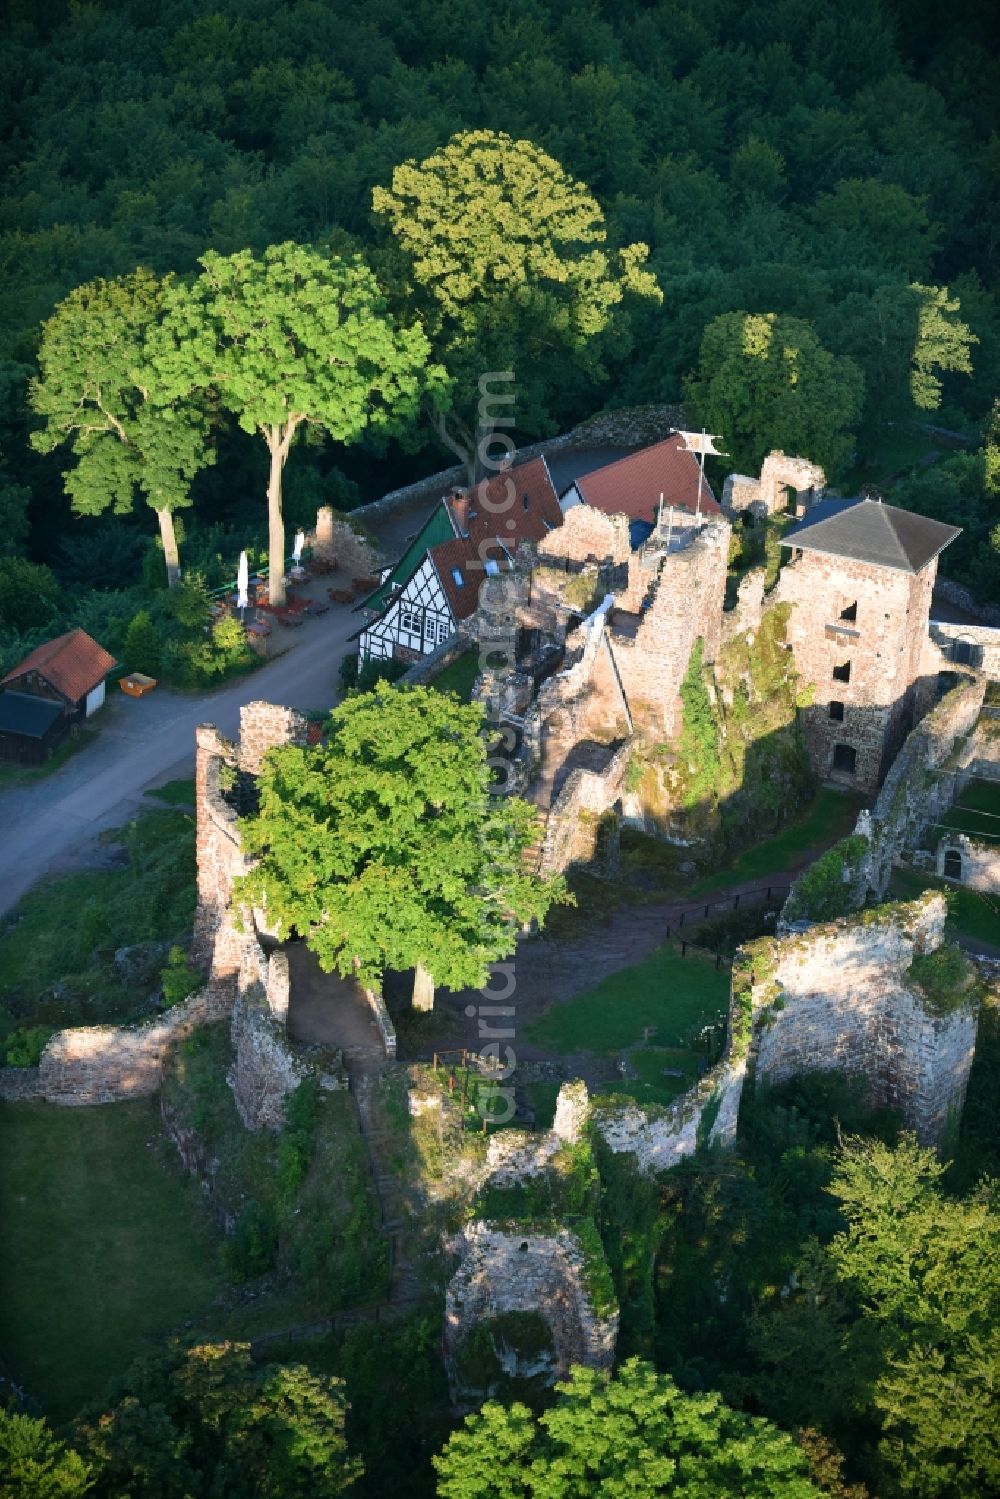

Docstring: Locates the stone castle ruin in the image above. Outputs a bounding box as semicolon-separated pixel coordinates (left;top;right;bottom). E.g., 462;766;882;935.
1;433;997;1401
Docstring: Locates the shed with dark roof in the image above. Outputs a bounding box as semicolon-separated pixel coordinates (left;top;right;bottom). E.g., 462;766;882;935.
0;689;70;765
781;496;960;574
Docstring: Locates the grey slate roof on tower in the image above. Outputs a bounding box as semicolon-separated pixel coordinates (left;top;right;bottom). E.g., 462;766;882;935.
781;496;960;574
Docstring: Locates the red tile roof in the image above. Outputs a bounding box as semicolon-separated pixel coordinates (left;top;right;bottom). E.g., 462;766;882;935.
0;628;117;703
570;435;720;523
431;457;562;619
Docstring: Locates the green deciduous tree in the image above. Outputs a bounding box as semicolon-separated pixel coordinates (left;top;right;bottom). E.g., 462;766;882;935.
0;1407;92;1499
684;312;864;477
0;555;60;632
810;180;938;279
76;1342;361;1498
30;270;212;588
433;1358;822;1498
826;281;976;447
152;243;438;605
825;1135;999;1499
238;683;565;1010
373;130;661;479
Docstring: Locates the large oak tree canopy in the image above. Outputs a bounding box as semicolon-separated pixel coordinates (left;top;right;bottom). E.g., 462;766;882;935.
151;242;443;604
373;130;662;478
29;268;211;587
237;684;566;1010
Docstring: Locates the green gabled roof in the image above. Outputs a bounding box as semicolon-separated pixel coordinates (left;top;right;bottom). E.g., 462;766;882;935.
360;502;456;611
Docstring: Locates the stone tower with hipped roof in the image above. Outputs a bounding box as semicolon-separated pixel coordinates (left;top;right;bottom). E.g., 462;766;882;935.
775;496;961;793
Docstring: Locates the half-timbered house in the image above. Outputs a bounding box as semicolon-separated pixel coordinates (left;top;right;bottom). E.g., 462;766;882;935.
355;457;563;663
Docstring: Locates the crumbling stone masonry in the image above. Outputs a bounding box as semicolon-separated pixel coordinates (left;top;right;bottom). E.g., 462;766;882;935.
595;894;979;1166
443;1223;619;1395
608;520;730;738
192;702;307;976
935;833;1000;892
308;505;383;579
859;674;990;900
742;894;978;1144
723;451;825;521
35;981;235;1105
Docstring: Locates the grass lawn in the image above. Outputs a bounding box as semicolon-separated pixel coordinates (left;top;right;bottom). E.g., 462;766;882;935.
937;779;1000;840
427;648;479;702
0;1099;224;1421
146;776;196;806
691;787;866;895
0;728;96;790
888;867;1000;949
525;941;729;1058
0;808;195;1033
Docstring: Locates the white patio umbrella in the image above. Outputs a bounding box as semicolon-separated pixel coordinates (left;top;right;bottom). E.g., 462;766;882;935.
292;530;305;565
236;550;249;612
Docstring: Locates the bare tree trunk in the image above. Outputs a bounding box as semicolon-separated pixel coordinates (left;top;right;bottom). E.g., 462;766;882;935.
156;507;181;588
266;435;287;607
429;407;477;488
412;961;435;1012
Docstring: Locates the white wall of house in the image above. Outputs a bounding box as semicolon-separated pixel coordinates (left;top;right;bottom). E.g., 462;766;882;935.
84;681;105;717
359;556;456;661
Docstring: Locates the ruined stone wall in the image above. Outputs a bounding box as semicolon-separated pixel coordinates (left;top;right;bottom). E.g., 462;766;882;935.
537;741;629;876
236;700;309;777
595;894;978;1166
593;1054;746;1174
863;675;987;897
192;726;246;975
309;506;383;577
228;985;307;1130
723;452;825;520
192;704;307;976
935;834;1000;893
538;504;630;567
444;1224;618;1390
924;620;1000;681
36;980;235;1105
745;896;978;1143
610;520;730;736
721;569;765;645
776;550;939;792
934;577;1000;628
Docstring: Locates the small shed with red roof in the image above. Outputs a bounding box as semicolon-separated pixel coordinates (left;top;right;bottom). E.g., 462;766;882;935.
0;628;118;724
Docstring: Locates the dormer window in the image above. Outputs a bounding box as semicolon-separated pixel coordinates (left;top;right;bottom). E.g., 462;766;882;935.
451;567;464;587
484;559;500;576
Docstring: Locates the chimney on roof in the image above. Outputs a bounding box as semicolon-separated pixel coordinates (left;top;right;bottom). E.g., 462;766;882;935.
450;490;470;535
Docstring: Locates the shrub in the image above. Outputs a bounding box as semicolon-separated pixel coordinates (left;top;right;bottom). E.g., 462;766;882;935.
225;1202;279;1279
677;637;721;808
0;557;61;631
784;835;870;923
122;608;161;676
277;1079;320;1200
166;572;212;630
160;946;201;1008
2;1024;54;1067
907;944;979;1015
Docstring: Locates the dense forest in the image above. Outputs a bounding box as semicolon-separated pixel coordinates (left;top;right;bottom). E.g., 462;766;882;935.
0;0;997;676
